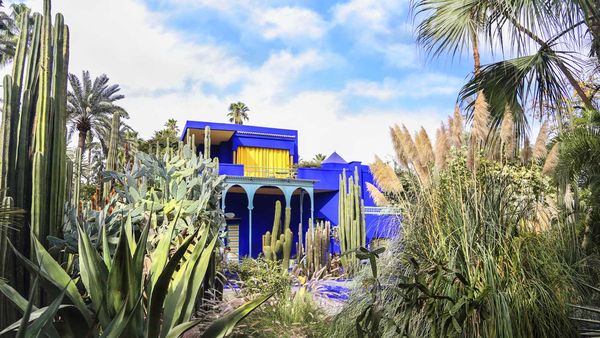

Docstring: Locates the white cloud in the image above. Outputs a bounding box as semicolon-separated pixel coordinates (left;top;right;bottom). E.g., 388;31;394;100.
332;0;407;35
255;7;327;42
4;0;448;163
344;73;463;100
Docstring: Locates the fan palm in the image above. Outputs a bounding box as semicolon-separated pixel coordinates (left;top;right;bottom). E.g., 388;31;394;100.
556;109;600;250
228;102;250;125
413;0;599;139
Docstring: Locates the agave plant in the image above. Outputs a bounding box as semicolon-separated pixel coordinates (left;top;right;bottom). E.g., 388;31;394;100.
0;211;271;336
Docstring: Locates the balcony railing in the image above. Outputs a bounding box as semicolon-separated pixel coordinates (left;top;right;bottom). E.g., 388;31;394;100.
243;166;298;179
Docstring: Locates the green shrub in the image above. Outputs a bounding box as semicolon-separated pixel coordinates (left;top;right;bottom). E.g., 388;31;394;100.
332;155;587;338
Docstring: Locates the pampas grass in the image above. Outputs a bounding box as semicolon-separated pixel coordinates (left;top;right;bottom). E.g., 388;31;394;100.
415;127;434;168
533;122;549;161
434;123;449;170
450;105;463;148
366;182;389;206
500;107;515;159
472;92;490;144
390;125;408;167
521;136;532;164
370;156;402;195
543;142;559;175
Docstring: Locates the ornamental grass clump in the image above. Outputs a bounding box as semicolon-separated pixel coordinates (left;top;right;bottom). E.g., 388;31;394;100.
332;105;588;337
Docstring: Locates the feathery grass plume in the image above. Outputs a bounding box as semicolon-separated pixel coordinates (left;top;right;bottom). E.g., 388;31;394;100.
390;125;408;167
370;156;402;195
564;184;574;212
543;142;559;175
450;105;463;147
521;136;532;164
533;122;549;161
366;182;389;206
500;106;515;159
400;125;418;166
415;127;434;167
434;123;449;170
472;92;490;144
467;138;476;171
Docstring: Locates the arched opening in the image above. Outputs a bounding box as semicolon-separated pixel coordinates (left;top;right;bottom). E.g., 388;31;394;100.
290;187;312;257
250;186;286;257
223;185;248;262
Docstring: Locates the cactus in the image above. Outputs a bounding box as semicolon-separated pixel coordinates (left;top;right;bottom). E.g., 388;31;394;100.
337;167;366;275
204;125;211;159
0;0;70;321
261;200;293;268
103;111;120;202
304;219;331;279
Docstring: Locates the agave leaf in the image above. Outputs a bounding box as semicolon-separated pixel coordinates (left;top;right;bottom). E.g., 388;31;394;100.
19;238;91;325
24;284;68;337
163;229;217;335
107;221;136;319
147;228;199;338
100;293;143;338
200;292;274;338
150;209;181;289
0;279;38;312
77;222;110;327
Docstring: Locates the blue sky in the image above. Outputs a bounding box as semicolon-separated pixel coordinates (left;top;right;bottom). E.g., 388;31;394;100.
13;0;480;161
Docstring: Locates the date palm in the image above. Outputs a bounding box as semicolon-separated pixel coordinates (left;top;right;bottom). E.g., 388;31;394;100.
228;101;250;125
67;70;127;156
0;3;32;66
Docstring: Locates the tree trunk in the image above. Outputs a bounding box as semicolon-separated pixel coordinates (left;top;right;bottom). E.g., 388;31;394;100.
78;130;87;154
471;31;481;76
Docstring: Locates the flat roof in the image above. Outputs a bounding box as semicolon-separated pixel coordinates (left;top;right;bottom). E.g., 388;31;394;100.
181;120;298;140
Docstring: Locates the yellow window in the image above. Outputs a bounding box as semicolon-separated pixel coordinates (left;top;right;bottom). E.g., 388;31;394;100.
236;146;291;177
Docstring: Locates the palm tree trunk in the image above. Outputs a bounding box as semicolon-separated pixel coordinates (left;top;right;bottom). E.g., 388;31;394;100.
78;130;87;154
471;31;481;76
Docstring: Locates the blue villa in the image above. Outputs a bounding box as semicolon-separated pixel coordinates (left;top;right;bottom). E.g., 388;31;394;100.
181;121;399;261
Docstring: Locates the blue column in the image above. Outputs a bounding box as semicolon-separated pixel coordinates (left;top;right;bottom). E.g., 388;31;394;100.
244;185;257;257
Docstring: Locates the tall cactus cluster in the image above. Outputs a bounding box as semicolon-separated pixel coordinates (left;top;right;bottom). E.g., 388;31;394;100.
0;0;70;324
262;200;293;268
338;167;366;275
304;219;331;279
102;111;120;202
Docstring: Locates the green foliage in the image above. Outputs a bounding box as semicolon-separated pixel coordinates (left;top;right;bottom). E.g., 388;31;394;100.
232;258;327;338
237;257;291;297
2;140;271;336
333;151;586;338
139;118;181;155
228;101;250;125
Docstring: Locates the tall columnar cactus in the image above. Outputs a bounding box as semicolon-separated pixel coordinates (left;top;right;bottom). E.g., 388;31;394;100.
0;0;70;323
304;219;331;279
103;111;120;202
261;201;293;268
338;167;366;275
204;125;211;160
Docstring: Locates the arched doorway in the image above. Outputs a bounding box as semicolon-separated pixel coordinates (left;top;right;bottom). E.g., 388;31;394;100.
223;185;248;262
251;186;286;257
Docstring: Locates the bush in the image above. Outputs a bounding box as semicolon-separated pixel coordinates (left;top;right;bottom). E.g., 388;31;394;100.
332;155;588;338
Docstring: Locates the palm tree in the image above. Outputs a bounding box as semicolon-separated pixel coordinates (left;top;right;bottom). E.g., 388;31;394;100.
556;109;600;250
228;102;250;125
313;153;327;163
412;0;598;138
413;0;487;75
0;3;31;66
67;71;127;158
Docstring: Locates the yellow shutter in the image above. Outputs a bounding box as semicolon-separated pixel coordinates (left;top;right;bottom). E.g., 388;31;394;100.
236;146;290;177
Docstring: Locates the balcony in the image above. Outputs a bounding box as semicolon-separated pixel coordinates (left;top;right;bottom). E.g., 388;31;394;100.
219;163;298;179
